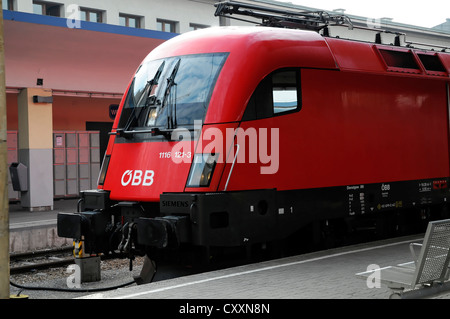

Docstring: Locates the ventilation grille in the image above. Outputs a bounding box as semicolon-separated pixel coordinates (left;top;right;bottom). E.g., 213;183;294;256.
417;53;447;75
377;48;421;74
376;47;449;76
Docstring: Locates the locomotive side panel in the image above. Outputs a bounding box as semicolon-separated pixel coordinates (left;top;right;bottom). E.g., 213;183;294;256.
300;69;449;187
209;69;450;243
223;69;449;191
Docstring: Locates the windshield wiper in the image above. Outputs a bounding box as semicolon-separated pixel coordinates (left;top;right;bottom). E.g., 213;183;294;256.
161;59;181;130
127;60;181;140
115;61;166;138
112;59;182;140
134;59;182;140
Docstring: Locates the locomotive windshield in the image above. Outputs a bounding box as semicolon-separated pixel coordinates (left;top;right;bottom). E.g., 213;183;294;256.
118;53;228;133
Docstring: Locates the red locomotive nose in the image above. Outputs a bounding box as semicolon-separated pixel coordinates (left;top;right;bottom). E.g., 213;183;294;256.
103;140;194;201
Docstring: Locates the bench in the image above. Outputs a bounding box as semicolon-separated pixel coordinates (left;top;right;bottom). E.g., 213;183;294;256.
355;219;450;298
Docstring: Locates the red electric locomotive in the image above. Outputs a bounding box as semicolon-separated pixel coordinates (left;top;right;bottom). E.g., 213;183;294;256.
58;1;450;281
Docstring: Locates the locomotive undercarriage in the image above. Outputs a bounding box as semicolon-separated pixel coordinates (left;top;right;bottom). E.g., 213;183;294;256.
57;177;450;284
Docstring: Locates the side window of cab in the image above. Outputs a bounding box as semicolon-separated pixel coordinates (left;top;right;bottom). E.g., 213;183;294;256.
242;68;301;121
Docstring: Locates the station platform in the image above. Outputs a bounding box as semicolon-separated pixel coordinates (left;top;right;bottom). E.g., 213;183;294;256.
9;198;76;253
79;235;450;300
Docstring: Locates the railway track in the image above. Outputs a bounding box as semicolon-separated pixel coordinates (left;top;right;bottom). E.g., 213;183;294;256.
10;247;74;274
9;247;146;299
9;247;147;277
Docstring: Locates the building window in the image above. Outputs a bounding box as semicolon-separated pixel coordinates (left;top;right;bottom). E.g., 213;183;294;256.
189;23;209;31
119;13;141;28
33;1;61;17
3;0;14;10
80;7;103;23
157;19;177;33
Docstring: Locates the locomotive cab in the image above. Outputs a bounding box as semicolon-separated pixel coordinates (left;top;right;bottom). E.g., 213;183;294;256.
58;26;339;262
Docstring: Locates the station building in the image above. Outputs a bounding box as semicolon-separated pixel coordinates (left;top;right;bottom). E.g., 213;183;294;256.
4;0;450;210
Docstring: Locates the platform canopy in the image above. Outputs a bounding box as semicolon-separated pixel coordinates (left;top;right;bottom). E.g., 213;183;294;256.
3;11;176;95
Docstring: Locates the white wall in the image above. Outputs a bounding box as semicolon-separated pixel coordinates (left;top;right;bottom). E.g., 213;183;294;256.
12;0;450;46
16;0;227;33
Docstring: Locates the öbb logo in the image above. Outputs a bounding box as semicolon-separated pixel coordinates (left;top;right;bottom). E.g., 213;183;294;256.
121;170;155;186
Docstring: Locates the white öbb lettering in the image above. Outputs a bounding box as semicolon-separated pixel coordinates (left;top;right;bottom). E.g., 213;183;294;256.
121;170;154;186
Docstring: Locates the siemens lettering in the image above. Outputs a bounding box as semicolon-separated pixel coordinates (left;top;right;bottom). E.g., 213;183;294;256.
121;170;155;186
161;201;189;208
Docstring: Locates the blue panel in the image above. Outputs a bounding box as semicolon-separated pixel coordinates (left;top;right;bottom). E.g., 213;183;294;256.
3;10;178;40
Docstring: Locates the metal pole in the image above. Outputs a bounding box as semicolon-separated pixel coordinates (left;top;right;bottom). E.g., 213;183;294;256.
0;0;10;299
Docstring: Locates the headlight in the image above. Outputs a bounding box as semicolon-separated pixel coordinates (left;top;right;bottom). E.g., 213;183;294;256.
97;154;111;186
147;107;157;126
186;153;218;187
